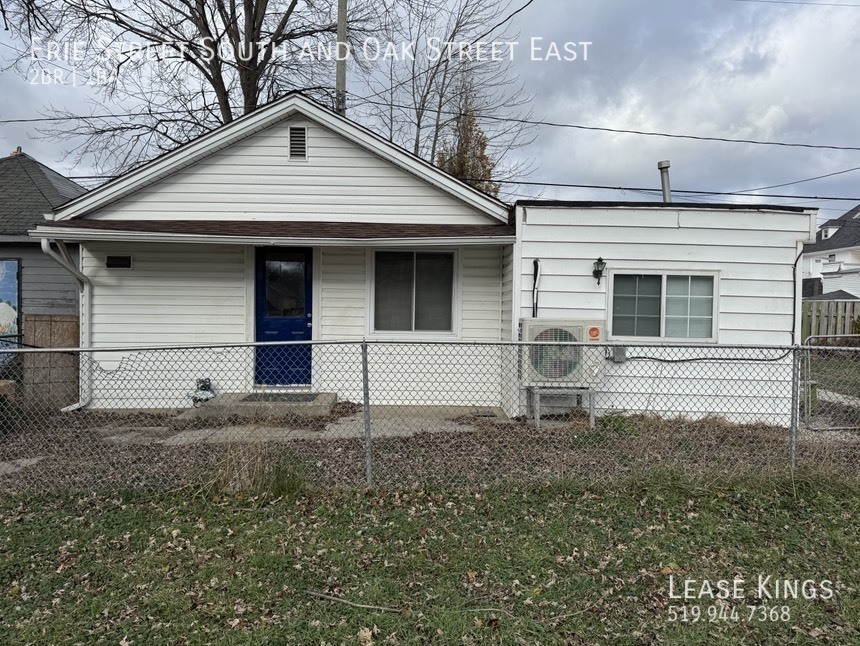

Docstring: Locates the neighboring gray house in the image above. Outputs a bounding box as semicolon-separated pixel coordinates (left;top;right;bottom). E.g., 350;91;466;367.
0;148;86;348
802;203;860;299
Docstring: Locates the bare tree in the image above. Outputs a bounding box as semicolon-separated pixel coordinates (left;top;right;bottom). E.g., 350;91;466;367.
355;0;537;197
1;0;378;173
437;80;499;196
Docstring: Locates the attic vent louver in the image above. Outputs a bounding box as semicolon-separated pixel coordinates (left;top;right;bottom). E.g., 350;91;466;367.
289;127;307;160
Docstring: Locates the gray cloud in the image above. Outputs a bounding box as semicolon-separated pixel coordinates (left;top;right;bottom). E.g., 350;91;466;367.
2;0;859;222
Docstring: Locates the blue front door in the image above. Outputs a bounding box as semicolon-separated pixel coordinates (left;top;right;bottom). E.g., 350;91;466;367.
255;248;312;385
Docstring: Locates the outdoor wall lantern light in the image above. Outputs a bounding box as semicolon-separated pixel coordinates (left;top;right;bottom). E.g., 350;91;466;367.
593;257;606;285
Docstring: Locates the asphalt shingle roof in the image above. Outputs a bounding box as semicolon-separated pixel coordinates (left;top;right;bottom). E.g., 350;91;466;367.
804;203;860;254
38;219;516;239
805;290;859;301
0;152;86;235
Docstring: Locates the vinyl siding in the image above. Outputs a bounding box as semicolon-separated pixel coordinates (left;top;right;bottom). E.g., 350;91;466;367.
81;242;250;407
1;243;79;316
821;271;860;297
516;205;814;424
317;246;503;342
501;245;514;342
314;246;505;405
84;242;506;408
87;118;494;225
519;207;810;345
84;242;247;349
461;246;503;341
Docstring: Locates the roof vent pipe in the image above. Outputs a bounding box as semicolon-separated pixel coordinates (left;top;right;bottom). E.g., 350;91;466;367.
657;160;672;203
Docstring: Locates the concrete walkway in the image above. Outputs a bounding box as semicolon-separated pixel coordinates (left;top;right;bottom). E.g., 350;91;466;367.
98;406;509;446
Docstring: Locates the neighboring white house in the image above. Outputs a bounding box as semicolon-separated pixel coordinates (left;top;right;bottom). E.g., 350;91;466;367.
30;92;818;423
802;203;860;298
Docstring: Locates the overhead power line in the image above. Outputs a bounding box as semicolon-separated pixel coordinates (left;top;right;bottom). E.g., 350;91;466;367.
466;178;860;202
736;165;860;193
2;93;859;153
472;0;540;42
349;93;860;151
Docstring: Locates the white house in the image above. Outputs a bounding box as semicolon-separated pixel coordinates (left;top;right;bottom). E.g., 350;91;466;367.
31;93;818;423
802;204;860;298
512;201;816;423
32;92;513;408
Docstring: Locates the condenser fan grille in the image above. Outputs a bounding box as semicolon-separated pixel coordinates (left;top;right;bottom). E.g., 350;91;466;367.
529;328;582;379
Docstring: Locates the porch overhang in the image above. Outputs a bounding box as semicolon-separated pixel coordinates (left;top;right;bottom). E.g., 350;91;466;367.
31;220;516;247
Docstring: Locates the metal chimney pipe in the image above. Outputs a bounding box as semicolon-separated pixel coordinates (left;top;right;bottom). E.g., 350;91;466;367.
657;160;672;203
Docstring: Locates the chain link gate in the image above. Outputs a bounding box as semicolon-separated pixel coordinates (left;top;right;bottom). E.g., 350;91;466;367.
802;336;860;435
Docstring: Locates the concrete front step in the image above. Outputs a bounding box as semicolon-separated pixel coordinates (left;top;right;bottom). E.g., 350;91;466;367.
176;392;337;424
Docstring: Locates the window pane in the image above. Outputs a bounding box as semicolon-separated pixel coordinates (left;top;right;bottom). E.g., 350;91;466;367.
665;296;689;316
665;317;689;337
612;275;662;337
666;275;689;296
614;275;637;295
688;317;713;338
415;253;453;331
637;294;660;317
636;315;660;337
690;276;714;296
265;259;305;317
613;295;636;316
690;297;713;317
375;252;414;331
614;316;636;336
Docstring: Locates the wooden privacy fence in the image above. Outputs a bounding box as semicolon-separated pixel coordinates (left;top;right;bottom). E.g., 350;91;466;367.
802;299;860;340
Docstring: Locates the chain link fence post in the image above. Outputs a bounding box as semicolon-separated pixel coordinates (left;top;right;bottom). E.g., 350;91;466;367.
361;340;374;487
790;345;800;471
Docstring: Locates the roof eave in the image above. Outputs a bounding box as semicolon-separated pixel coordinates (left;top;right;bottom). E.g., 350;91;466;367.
30;226;515;247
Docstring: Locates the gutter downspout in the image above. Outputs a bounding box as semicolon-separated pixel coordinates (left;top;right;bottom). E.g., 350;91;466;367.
40;237;93;411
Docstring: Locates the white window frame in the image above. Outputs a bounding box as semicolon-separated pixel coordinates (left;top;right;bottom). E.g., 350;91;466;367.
606;269;719;343
366;248;460;339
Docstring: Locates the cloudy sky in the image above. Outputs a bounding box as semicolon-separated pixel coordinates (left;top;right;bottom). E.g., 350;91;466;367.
1;0;859;225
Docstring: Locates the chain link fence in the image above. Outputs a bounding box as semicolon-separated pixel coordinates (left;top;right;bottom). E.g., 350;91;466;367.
1;340;858;494
803;335;860;436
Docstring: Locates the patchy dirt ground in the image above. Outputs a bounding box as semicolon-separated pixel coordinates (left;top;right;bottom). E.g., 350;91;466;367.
2;407;859;494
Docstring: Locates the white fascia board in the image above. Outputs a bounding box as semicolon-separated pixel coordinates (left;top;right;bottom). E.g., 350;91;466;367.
51;94;509;223
30;227;515;247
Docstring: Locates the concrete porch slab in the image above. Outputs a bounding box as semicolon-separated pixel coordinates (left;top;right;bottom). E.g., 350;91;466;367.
97;405;510;446
176;392;337;425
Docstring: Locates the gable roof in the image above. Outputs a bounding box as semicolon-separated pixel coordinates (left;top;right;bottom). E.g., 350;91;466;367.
49;91;509;223
804;203;860;254
0;152;86;235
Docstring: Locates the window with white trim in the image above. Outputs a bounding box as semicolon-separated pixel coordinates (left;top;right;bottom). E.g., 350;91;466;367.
373;251;454;332
610;273;717;340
